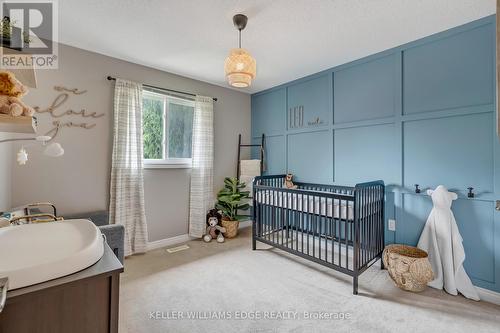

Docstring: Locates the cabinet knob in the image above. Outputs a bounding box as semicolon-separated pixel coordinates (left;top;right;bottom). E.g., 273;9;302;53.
467;187;474;198
414;184;421;194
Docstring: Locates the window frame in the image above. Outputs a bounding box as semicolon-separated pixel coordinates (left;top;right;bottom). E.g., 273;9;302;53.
142;90;194;169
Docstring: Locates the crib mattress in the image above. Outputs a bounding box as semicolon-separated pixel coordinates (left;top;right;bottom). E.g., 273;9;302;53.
256;191;355;220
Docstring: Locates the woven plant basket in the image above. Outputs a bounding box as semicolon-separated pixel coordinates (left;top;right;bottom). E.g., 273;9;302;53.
221;219;239;238
383;244;434;292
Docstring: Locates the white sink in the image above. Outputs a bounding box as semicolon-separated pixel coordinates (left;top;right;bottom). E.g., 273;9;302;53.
0;219;104;290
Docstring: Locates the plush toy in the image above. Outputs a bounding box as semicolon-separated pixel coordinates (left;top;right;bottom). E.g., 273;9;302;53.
203;209;226;243
0;71;35;117
284;173;298;189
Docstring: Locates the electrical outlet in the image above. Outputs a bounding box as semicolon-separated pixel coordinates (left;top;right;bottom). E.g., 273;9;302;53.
388;219;396;231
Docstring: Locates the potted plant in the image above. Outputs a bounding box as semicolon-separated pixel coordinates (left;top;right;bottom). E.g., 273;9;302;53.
0;17;31;50
215;177;250;238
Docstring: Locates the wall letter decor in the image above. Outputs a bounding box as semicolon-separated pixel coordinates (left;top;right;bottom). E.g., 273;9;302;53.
34;86;104;140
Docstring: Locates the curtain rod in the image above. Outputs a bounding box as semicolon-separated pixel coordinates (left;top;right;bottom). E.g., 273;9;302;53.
106;76;217;102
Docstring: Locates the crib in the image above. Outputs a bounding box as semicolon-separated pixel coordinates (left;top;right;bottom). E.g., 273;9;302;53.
252;175;385;295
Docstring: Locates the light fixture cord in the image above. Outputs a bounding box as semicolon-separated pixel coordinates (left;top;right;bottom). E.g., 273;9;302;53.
239;29;241;48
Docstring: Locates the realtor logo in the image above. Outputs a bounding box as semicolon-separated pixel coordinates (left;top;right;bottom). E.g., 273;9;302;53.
0;0;58;68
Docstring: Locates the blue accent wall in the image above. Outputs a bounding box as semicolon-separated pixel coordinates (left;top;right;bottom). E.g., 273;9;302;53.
251;15;500;293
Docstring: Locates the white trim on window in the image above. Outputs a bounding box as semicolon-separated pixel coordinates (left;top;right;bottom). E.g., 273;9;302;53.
144;158;192;169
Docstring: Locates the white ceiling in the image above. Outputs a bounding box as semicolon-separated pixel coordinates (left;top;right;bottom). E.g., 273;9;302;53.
59;0;495;93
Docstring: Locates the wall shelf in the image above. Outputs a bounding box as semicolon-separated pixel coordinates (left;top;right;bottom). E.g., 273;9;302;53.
0;114;37;134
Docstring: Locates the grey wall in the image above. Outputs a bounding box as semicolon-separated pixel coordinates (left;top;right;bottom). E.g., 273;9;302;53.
0;135;11;211
10;44;251;241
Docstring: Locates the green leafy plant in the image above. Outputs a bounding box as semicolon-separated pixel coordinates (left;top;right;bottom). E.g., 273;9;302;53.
1;17;31;44
215;177;250;221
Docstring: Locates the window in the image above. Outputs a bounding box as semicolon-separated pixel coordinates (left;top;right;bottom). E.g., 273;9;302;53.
142;90;194;168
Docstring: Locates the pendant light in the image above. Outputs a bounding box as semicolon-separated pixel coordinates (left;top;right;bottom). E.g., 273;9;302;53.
224;14;256;88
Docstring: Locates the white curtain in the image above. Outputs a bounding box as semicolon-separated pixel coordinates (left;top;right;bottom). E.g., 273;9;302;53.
109;79;148;256
189;96;214;237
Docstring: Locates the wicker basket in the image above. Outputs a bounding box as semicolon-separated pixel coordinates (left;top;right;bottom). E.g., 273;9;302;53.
221;219;239;238
383;244;434;292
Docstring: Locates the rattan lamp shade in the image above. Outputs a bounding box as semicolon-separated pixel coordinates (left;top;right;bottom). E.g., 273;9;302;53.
224;48;256;88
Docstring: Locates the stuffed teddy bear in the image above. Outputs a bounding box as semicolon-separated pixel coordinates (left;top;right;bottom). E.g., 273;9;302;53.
203;209;226;243
284;173;298;189
0;71;35;117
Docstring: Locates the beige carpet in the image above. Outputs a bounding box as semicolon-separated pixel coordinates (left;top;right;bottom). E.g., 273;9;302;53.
119;227;500;333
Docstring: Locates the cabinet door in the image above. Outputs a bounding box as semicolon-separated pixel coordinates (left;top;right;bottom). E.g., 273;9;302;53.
251;88;286;137
287;75;332;130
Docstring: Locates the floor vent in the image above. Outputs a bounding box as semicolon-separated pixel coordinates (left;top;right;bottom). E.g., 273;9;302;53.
166;244;190;253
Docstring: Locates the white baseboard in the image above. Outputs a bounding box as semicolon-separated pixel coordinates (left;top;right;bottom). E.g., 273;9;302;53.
476;286;500;305
148;221;252;251
148;234;192;251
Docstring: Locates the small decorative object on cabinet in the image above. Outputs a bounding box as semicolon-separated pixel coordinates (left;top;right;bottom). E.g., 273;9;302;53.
383;244;434;292
215;177;250;238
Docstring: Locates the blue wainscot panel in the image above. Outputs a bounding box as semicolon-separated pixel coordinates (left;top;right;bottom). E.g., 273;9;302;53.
397;193;432;246
334;123;398;186
403;112;493;195
334;54;397;123
385;191;396;245
398;194;495;289
453;199;495;285
287;75;332;130
403;23;494;114
287;130;333;183
251;88;286;137
252;135;286;175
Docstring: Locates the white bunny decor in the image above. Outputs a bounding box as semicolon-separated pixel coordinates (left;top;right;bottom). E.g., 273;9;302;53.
417;185;479;300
